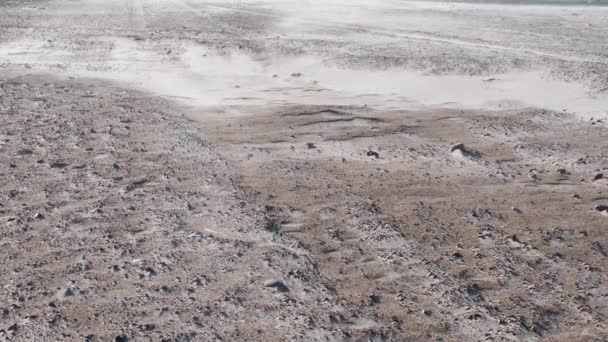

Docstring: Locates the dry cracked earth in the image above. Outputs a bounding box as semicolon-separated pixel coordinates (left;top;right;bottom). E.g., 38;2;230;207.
2;0;608;341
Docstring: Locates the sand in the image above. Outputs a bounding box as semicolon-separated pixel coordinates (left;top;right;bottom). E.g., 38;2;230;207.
1;0;608;341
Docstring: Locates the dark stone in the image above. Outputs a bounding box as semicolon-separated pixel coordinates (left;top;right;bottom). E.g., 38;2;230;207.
595;205;608;212
367;151;379;158
50;161;68;168
450;143;466;153
17;149;33;155
264;279;289;292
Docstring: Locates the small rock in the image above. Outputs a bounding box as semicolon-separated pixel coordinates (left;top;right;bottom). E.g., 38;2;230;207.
450;143;466;153
512;207;523;214
291;73;302;77
49;161;68;169
56;288;74;300
17;149;33;155
115;335;129;342
556;168;569;175
140;324;156;332
573;194;581;199
595;205;608;215
528;169;540;181
34;212;45;219
263;279;289;292
368;294;381;306
452;252;464;261
306;143;316;149
367;151;380;158
593;173;604;181
552;253;563;262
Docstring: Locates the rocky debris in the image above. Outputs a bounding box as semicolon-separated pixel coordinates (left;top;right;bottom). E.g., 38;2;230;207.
590;118;604;125
7;75;449;341
210;98;608;340
1;77;342;341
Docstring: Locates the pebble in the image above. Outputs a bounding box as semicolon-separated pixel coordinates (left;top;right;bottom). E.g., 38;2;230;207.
593;173;604;181
263;279;289;292
452;252;464;261
56;288;74;300
49;161;68;168
449;143;466;153
367;151;380;158
17;149;33;155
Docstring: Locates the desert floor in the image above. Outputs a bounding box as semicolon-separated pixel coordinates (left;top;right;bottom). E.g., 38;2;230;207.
1;0;608;341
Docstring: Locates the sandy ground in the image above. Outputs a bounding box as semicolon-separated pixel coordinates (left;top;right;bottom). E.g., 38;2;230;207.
1;0;608;341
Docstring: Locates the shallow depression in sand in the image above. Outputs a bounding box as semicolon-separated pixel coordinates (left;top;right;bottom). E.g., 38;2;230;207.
1;37;607;118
